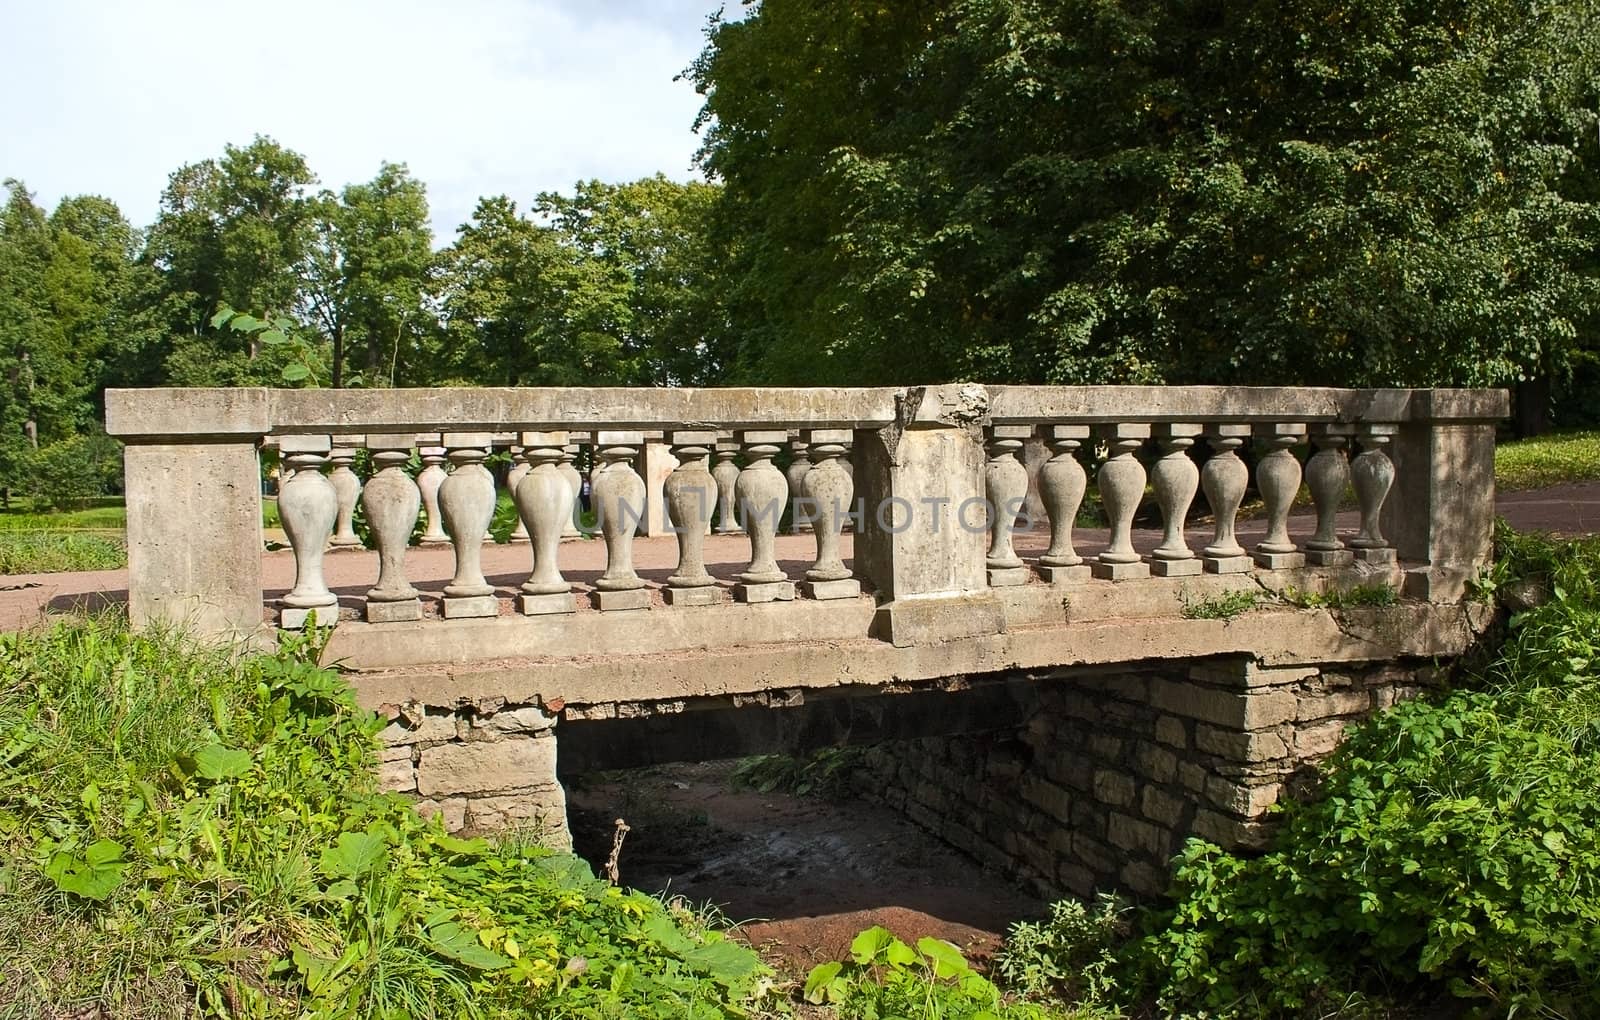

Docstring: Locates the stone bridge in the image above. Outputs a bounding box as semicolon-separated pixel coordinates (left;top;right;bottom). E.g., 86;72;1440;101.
107;383;1505;897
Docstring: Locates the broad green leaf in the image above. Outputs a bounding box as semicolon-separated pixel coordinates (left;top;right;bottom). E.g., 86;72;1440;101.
420;921;510;970
319;830;387;879
803;961;843;1004
209;306;234;329
281;362;311;382
849;924;894;964
258;328;288;346
44;839;128;900
683;938;763;987
193;744;252;780
916;936;968;979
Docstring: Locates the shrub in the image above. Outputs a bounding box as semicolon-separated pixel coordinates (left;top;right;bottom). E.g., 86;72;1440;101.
997;895;1132;1004
0;620;770;1018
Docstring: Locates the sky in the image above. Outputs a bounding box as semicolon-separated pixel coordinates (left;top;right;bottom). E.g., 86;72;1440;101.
0;0;729;241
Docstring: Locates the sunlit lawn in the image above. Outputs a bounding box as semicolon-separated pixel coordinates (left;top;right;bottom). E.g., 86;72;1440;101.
1495;430;1600;490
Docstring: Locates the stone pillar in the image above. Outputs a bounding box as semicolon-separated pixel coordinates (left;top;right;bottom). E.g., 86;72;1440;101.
854;384;995;646
1149;423;1202;576
785;438;814;534
327;441;363;548
1252;424;1307;570
361;435;423;623
712;437;743;534
1304;425;1355;567
1036;425;1090;584
1353;424;1399;565
636;438;678;538
1201;425;1252;574
984;424;1032;587
439;434;498;619
513;431;576;616
416;441;450;545
800;428;861;599
591;431;649;611
559;444;583;538
278;435;339;629
506;446;532;543
663;430;720;606
1093;423;1151;581
734;429;795;603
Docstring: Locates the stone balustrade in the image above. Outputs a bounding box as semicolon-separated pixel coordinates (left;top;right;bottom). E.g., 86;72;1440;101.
106;384;1505;649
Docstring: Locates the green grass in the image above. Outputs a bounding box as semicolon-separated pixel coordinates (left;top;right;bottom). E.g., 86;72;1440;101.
1495;430;1600;489
0;531;127;573
1180;589;1262;620
0;620;773;1019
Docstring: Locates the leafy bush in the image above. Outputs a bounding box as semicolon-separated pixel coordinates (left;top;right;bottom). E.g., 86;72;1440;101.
804;926;1098;1019
0;620;770;1018
1130;531;1600;1018
20;431;123;511
729;748;865;799
996;895;1132;1004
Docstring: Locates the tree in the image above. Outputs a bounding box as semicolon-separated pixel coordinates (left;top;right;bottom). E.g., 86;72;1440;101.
690;0;1600;390
302;162;436;387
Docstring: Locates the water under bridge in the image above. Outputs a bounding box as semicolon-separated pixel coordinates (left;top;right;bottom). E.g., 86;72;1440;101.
106;383;1504;897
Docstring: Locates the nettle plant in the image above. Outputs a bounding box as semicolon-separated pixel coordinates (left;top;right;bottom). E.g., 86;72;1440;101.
211;304;333;386
805;926;1058;1019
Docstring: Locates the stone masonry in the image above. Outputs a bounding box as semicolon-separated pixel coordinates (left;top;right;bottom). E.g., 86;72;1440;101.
856;656;1436;898
374;697;569;847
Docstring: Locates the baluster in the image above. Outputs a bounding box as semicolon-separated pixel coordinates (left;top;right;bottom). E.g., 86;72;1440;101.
1201;425;1252;573
1092;424;1151;580
506;446;532;543
712;435;743;534
327;441;363;548
416;440;450;545
278;435;339;629
734;429;794;602
1253;423;1307;569
1148;423;1203;576
785;438;813;534
1036;425;1090;584
663;430;720;606
513;431;576;615
560;443;582;537
591;431;650;610
361;435;422;623
1305;424;1356;566
800;428;860;599
985;425;1033;586
439;433;499;618
1349;424;1398;564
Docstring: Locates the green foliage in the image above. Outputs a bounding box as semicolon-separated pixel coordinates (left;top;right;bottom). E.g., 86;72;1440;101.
1179;589;1262;621
0;530;125;573
0;619;771;1018
804;925;1088;1019
1279;583;1400;609
1129;531;1600;1017
729;748;865;799
210;304;327;386
996;896;1133;1004
1495;429;1600;489
692;0;1600;388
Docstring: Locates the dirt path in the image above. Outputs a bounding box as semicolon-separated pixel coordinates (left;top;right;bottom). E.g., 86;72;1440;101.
566;762;1044;977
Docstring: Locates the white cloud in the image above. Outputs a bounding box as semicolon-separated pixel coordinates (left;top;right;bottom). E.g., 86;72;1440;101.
0;0;728;241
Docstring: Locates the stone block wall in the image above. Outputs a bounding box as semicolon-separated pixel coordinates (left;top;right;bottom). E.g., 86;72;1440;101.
375;698;570;848
856;657;1436;898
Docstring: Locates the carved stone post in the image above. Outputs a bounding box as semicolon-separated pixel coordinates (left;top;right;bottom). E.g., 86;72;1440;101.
559;444;583;537
327;442;363;548
663;430;719;606
785;438;813;534
734;429;794;602
278;435;339;629
1149;423;1202;576
1093;424;1151;580
514;431;576;615
800;428;860;599
984;424;1032;586
439;434;498;619
1253;423;1307;569
1036;425;1090;584
591;431;649;611
1305;424;1355;566
1350;424;1398;564
506;446;532;543
416;441;450;545
361;435;422;623
712;436;743;534
1201;425;1252;573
